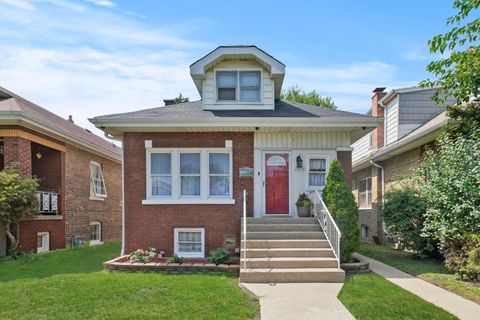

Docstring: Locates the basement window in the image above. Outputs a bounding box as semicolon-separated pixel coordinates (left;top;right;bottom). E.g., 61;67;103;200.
37;232;50;253
174;228;205;258
90;221;102;246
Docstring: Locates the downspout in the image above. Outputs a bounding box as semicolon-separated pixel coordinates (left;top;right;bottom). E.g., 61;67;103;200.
121;142;125;256
370;160;388;234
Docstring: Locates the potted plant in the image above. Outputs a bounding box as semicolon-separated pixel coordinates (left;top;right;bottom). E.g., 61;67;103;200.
295;193;312;217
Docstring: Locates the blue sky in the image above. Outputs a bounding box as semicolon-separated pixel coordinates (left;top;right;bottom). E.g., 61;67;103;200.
0;0;455;136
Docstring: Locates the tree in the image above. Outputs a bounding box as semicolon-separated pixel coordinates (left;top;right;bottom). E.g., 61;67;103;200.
0;170;39;258
419;128;480;248
420;0;480;126
322;160;359;262
280;85;337;110
174;93;189;104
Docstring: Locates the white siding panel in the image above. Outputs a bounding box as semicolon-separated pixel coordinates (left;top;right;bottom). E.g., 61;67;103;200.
254;132;350;149
352;134;370;162
385;99;399;145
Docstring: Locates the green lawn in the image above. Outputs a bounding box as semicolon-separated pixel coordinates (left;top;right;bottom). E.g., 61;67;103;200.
339;272;458;320
358;243;480;304
0;243;258;320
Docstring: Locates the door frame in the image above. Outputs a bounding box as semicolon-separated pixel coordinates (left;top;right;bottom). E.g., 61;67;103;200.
262;150;292;216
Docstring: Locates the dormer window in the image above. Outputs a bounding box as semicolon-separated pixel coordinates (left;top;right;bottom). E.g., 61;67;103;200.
216;71;261;102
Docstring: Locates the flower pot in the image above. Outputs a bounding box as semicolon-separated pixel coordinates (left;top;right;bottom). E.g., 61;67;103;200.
296;205;311;217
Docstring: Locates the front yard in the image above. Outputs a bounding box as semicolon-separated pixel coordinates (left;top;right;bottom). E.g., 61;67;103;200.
0;243;258;320
358;243;480;304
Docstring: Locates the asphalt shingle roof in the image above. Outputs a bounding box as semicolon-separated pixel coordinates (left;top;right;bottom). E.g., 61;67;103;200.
93;100;370;120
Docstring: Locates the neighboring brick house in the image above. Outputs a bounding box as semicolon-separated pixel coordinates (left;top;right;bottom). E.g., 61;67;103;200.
0;87;122;256
351;87;454;244
90;45;380;261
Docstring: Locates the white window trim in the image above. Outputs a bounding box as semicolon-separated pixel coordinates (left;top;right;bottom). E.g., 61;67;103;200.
306;155;329;191
90;161;107;200
144;148;235;205
174;228;205;258
214;67;263;104
37;232;50;253
90;221;103;246
358;177;372;209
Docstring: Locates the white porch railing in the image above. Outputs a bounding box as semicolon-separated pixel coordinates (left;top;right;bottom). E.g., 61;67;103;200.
241;189;247;270
36;190;60;215
312;190;341;268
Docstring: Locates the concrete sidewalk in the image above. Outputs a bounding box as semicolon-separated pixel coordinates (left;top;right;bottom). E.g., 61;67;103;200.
354;253;480;320
240;282;355;320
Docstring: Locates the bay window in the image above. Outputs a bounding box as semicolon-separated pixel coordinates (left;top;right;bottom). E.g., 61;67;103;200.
145;148;233;204
216;70;261;102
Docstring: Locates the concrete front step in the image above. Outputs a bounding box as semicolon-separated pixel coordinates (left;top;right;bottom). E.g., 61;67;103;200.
242;239;331;249
243;248;335;258
245;224;321;232
242;257;338;269
239;268;345;283
243;231;326;240
244;217;318;224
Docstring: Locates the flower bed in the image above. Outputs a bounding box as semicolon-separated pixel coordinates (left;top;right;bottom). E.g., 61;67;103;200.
104;256;240;274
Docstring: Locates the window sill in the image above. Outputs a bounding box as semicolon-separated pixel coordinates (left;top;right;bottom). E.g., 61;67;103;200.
90;241;104;246
28;215;63;221
142;198;236;205
176;253;205;258
90;196;106;201
359;207;373;211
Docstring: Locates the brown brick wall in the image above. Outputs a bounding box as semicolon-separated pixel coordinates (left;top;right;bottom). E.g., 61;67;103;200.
64;145;122;245
371;91;386;149
31;142;62;191
123;132;254;255
337;150;352;188
19;219;65;253
3;136;31;175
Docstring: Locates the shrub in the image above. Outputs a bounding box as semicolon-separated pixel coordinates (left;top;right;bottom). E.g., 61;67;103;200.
166;254;184;264
322;160;360;262
208;248;231;265
129;248;156;263
444;234;480;282
383;179;440;259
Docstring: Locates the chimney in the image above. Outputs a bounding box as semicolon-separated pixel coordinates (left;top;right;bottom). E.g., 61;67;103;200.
371;87;387;149
164;99;176;106
68;115;74;123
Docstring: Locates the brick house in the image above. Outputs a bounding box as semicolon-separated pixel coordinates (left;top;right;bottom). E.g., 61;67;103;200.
91;46;380;282
0;87;122;256
351;87;454;243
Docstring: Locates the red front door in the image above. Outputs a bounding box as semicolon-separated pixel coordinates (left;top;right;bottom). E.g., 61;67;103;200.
265;153;289;214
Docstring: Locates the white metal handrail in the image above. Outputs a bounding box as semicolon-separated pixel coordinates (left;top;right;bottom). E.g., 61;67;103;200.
313;190;341;268
36;190;60;215
242;189;247;270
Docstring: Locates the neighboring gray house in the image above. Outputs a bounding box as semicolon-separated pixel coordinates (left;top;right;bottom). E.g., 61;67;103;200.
351;86;454;243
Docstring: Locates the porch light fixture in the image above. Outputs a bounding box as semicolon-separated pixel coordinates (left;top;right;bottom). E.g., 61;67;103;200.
296;155;303;169
35;152;43;159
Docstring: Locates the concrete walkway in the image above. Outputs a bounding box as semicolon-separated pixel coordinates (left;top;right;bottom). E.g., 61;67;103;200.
354;253;480;320
240;282;355;320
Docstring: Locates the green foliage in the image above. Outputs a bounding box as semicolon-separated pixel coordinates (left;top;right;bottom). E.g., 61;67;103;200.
322;160;360;262
280;85;337;109
0;170;39;258
129;248;156;263
443;234;480;282
208;248;231;265
166;254;184;264
420;0;480;127
383;180;439;258
419;128;480;247
174;93;189;104
295;193;312;207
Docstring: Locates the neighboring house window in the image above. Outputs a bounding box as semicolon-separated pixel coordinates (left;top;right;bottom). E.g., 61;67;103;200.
308;157;327;189
216;71;261;102
359;177;372;208
180;153;201;196
368;132;374;149
209;153;230;196
174;228;205;258
90;221;102;245
146;148;233;203
150;153;172;196
37;232;49;253
361;225;369;240
90;161;107;198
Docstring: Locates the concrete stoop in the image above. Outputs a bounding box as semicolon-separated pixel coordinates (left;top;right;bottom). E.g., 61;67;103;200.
240;217;345;283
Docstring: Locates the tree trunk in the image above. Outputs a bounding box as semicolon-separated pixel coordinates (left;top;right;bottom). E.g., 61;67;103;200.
4;222;18;248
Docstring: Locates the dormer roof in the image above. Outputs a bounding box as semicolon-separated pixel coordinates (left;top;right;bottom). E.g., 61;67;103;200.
190;45;285;99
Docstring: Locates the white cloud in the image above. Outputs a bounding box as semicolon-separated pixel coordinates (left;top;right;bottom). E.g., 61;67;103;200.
0;0;35;10
85;0;115;8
